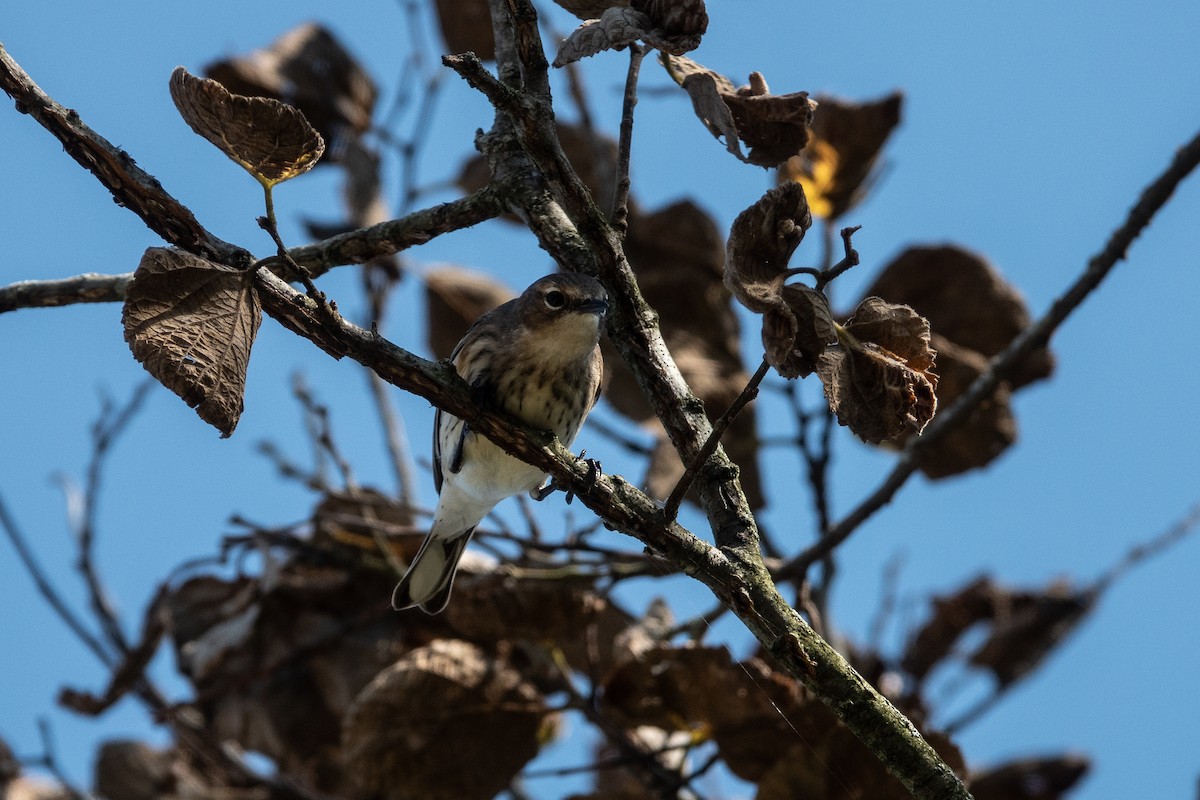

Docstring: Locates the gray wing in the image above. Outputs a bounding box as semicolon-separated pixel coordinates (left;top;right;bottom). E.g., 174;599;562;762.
432;303;511;494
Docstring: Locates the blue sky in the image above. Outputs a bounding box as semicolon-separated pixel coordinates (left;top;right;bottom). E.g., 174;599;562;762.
3;1;1200;798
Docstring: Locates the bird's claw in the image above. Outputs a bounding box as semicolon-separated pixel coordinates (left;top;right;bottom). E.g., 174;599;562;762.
529;451;602;505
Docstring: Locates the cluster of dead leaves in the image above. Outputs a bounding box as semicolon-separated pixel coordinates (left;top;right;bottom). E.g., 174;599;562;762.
104;490;654;799
903;574;1095;691
725;183;938;443
126;27;395;438
123;64;326;436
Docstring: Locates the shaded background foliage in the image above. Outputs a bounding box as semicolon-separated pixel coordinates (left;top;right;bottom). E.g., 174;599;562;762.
2;1;1200;799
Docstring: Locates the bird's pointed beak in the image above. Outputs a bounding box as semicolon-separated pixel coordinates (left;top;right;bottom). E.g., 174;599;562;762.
577;298;609;316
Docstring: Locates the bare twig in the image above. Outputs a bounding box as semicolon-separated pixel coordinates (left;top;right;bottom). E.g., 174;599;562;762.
611;43;645;234
366;369;420;502
815;225;862;291
0;493;113;666
782;126;1200;582
663;358;770;522
29;720;92;800
57;380;154;656
1093;501;1200;594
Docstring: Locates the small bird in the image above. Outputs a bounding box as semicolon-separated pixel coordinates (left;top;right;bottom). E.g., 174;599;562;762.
392;272;608;614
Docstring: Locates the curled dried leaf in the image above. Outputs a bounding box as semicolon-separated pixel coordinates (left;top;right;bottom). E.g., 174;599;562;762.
726;184;835;378
817;298;938;443
724;182;812;313
968;581;1095;687
342;640;548;800
901;576;1000;682
122;247;262;437
632;0;708;41
858;244;1053;475
664;54;815;167
170;66;324;187
779;92;903;219
553;5;702;68
204;23;375;158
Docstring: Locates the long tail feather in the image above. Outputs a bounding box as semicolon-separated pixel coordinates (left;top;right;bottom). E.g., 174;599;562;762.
391;528;474;614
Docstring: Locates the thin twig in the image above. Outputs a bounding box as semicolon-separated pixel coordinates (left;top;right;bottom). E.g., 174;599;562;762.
611;43;645;234
366;369;420;502
815;225;862;291
782;127;1200;581
31;719;92;800
1093;501;1200;594
663;358;770;522
0;493;113;666
61;380;154;656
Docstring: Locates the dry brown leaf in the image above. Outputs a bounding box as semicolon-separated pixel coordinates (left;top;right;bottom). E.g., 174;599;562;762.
633;0;708;40
901;576;999;682
170;66;324;187
968;581;1095;687
724;182;813;313
425;266;516;360
863;244;1054;388
663;54;815;167
817;297;938;444
342;640;548;800
162;516;443;795
971;753;1091;800
725;183;836;379
312;488;418;562
779;91;903;219
901;575;1095;690
204;23;375;158
600;644;754;730
122;247;262;437
434;0;496;60
553;4;704;68
858;244;1053;475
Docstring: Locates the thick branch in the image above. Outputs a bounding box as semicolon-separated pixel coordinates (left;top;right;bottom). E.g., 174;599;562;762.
782;124;1200;581
268;187;506;279
0;272;132;314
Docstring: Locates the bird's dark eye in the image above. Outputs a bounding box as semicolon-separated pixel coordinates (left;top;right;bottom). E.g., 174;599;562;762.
544;289;567;309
